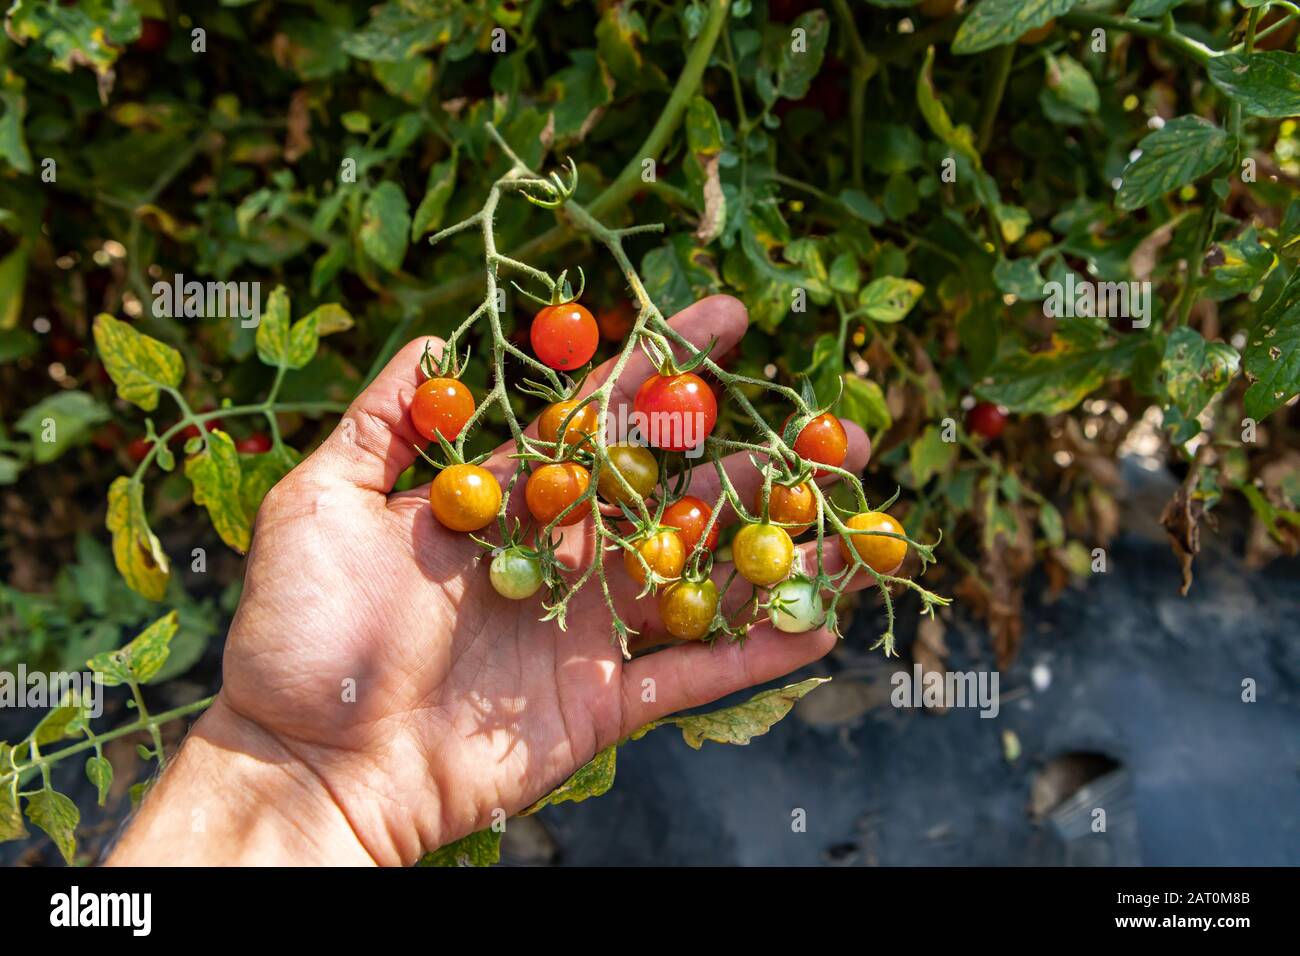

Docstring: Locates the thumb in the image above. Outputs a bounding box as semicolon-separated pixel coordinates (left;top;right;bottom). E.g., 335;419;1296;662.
304;336;443;494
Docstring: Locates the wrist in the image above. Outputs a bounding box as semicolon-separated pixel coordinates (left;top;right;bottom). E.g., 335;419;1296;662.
107;694;378;866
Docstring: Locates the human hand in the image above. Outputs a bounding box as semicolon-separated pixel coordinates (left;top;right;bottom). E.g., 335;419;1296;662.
108;296;871;866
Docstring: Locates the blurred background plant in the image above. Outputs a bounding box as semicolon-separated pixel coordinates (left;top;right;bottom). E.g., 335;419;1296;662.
1;0;1299;862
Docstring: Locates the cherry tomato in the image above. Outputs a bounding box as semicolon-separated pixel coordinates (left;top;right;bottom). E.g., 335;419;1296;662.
126;436;152;464
132;18;170;53
430;464;502;532
839;512;907;575
769;576;825;634
658;579;719;641
596;302;635;341
597;444;658;506
633;372;717;453
93;422;123;452
490;548;543;600
538;399;600;447
236;432;273;454
525;462;591;526
785;412;847;476
179;405;224;443
623;529;686;587
764;482;817;537
411;377;475;443
966;401;1007;440
531;302;598;371
662;495;719;553
732;523;795;587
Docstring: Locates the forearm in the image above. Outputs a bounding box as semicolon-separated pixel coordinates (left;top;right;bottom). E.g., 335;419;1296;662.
106;696;377;866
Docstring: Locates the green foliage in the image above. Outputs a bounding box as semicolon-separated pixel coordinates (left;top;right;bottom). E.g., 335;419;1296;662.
2;0;1299;864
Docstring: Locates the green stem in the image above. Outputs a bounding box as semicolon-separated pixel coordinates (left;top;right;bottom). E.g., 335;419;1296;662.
977;44;1015;153
1060;10;1217;64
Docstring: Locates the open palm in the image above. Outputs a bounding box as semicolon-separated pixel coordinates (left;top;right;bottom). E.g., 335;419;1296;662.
217;296;871;865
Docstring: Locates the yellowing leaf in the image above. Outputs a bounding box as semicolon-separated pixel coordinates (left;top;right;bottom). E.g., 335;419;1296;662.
521;745;617;815
92;314;184;412
106;476;169;601
24;789;79;865
185;430;251;552
634;678;830;749
418;828;502;867
87;611;178;687
254;286;318;369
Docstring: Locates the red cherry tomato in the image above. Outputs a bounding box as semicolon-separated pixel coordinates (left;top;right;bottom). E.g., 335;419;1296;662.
784;412;848;476
127;437;152;463
662;495;719;553
596;302;635;342
411;377;476;443
236;432;273;454
132;18;170;53
966;402;1007;440
633;372;718;453
179;405;224;443
531;302;598;371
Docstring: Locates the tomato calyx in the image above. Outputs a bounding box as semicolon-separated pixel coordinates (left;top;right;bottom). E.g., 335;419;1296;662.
419;338;469;380
512;264;586;308
639;333;717;379
471;518;569;599
512;156;579;209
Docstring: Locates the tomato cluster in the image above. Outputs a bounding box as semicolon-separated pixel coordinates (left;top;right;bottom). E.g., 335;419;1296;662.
409;294;913;646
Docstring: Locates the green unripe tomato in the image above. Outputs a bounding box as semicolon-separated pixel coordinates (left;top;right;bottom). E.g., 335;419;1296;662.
489;547;543;600
769;576;825;633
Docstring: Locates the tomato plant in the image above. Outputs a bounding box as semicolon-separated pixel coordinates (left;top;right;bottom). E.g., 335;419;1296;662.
662;496;720;553
732;523;797;588
411;377;476;443
490;547;544;600
623;529;687;588
634;372;718;453
6;0;1300;869
531;302;599;371
525;462;591;527
658;579;720;641
431;464;502;533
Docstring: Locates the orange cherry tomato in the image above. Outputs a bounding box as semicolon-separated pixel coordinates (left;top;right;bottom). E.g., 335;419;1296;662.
525;462;591;526
531;302;599;371
839;512;907;575
411;377;476;443
662;495;719;553
633;372;717;453
623;529;687;587
596;301;635;341
784;412;848;476
430;464;502;532
764;482;817;537
538;399;600;447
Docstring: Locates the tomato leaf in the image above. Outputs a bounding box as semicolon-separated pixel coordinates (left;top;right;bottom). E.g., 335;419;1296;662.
1208;51;1300;119
87;611;178;687
521;745;617;815
1244;267;1300;421
976;337;1144;414
410;149;458;241
359;181;410;273
185;430;251;553
953;0;1080;56
92;314;185;413
24;789;79;865
105;476;170;601
910;424;958;487
417;828;502;867
1115;116;1230;211
859;276;924;323
85;755;113;808
631;677;830;749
